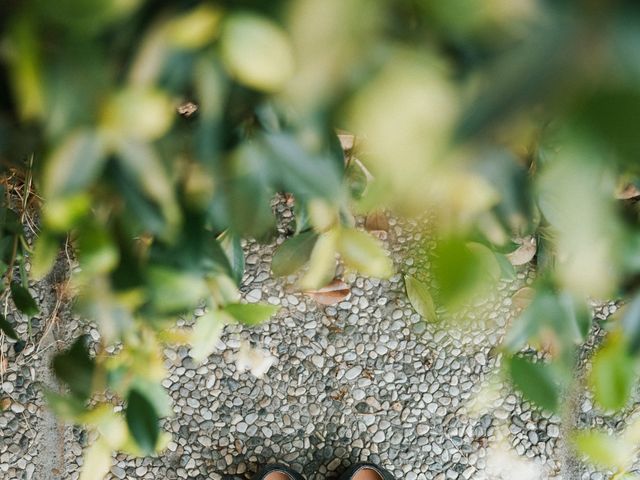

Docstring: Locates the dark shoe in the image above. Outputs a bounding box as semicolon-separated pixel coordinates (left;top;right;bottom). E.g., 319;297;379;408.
340;462;395;480
253;464;305;480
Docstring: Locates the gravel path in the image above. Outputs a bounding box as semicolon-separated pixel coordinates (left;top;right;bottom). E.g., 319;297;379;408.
0;208;626;479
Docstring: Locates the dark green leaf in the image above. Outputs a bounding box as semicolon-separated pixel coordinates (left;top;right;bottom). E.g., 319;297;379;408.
224;303;279;326
10;282;39;317
509;356;559;412
271;231;318;277
0;314;18;340
218;230;245;285
52;335;95;401
125;389;159;455
261;133;343;201
622;292;640;354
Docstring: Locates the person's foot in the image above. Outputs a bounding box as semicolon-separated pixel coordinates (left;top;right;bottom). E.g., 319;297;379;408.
340;462;395;480
253;464;305;480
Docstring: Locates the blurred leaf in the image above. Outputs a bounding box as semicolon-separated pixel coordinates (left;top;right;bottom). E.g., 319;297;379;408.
0;314;18;340
338;228;393;278
6;16;45;121
31;231;60;280
165;4;222;49
79;439;112;480
190;310;231;362
10;282;39;317
261;133;343;201
473;150;533;234
115;139;180;236
76;223;119;274
147;268;208;314
431;237;482;306
572;89;640;167
404;275;438;322
574;430;634;470
589;332;637;411
504;287;590;353
44;390;87;421
456;19;575;139
304;278;350;305
300;230;338;289
346;158;369;199
217;230;245;286
224;303;279;326
621;293;640;355
272;231;318;277
509;356;559;412
220;13;294;92
43;194;92;232
208;274;241;306
128;379;171;418
42;129;107;200
102;87;174;141
125;389;159;456
494;252;516;280
52;335;95;401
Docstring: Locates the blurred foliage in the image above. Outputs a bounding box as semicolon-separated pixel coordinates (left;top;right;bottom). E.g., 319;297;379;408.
2;0;640;476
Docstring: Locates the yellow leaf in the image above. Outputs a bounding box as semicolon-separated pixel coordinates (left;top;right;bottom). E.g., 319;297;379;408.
300;230;338;289
338;228;393;278
166;4;222;49
220;13;295;92
80;439;112;480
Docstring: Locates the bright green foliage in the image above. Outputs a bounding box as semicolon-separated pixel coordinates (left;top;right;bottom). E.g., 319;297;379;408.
508;356;559;413
2;0;640;476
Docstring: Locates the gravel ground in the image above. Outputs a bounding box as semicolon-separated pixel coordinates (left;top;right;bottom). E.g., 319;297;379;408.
0;204;628;480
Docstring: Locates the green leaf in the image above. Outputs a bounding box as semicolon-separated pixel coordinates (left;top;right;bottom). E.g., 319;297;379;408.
52;335;95;401
147;267;209;315
43;390;88;422
621;292;640;355
115;139;180;237
220;13;294;92
224;303;279;326
190;309;232;362
79;439;112;480
31;231;60;280
10;282;39;316
345;159;369;199
338;228;393;278
125;389;159;456
261;133;343;201
404;276;437;322
300;230;338;289
508;356;559;412
574;430;635;470
76;223;119;274
589;333;637;411
217;230;245;285
42;129;107;200
431;237;481;306
0;314;18;340
272;231;318;277
128;379;172;418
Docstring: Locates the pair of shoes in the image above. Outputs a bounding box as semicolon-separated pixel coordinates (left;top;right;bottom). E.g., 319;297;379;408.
254;463;394;480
